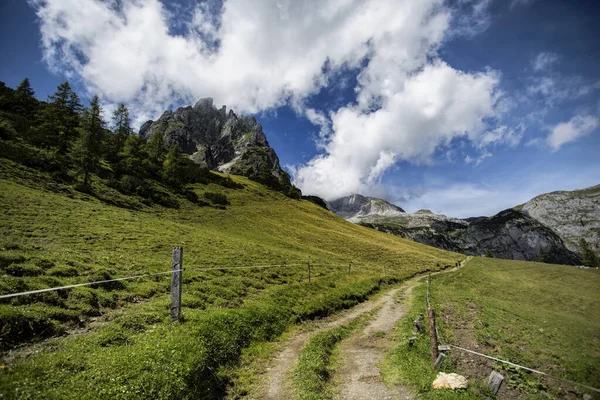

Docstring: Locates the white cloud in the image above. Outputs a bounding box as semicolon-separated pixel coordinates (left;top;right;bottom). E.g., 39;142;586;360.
465;150;492;166
527;75;593;106
531;52;559;71
29;0;454;126
30;0;509;200
305;108;331;149
547;114;599;151
293;61;502;199
477;124;524;148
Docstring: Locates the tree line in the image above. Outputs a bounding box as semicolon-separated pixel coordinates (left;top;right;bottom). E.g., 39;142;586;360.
0;78;241;207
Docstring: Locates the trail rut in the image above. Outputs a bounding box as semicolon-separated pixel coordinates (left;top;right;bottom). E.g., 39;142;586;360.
254;260;468;399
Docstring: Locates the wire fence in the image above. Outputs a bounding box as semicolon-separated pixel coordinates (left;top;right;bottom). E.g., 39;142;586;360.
424;272;600;394
0;259;388;300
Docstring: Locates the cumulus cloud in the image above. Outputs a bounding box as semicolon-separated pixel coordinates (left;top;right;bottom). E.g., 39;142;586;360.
294;61;503;199
547;114;599;151
30;0;508;200
29;0;453;124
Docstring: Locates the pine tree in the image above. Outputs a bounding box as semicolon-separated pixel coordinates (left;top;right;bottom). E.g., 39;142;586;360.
14;78;37;119
109;103;131;162
146;130;166;170
73;95;105;187
41;81;83;153
579;238;599;268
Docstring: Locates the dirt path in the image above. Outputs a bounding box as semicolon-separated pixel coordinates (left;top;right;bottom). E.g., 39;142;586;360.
257;259;469;400
333;283;417;400
261;290;394;400
334;257;471;400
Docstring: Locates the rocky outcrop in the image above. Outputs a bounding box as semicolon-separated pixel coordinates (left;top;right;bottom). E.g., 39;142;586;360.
331;193;582;265
517;185;600;255
461;209;579;264
139;98;294;188
328;194;405;221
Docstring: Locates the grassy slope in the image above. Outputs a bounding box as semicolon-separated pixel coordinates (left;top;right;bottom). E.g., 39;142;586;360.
0;159;460;399
382;257;600;399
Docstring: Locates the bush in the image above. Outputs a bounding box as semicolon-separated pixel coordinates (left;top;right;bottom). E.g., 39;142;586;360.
47;265;79;277
0;253;27;269
87;269;125;290
4;263;44;277
204;191;230;205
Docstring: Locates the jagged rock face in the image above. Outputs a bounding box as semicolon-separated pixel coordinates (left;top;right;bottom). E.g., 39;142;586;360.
461;209;580;264
518;185;600;255
331;193;581;265
328;194;405;221
139;98;292;186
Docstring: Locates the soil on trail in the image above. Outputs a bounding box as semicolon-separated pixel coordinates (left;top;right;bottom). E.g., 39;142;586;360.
254;261;466;400
333;284;417;400
261;289;394;400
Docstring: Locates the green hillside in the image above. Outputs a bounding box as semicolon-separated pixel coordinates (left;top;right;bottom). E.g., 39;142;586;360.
382;257;600;399
0;159;460;399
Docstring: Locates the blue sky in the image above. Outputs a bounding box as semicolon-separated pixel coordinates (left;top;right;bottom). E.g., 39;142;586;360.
1;0;599;217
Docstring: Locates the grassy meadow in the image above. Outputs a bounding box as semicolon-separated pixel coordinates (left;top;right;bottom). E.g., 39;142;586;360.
0;158;460;398
381;257;600;399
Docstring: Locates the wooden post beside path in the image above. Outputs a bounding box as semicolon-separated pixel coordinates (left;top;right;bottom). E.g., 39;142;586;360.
427;307;439;364
170;247;183;322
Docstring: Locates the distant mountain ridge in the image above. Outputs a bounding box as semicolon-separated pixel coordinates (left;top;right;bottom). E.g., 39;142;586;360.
327;194;405;222
329;186;600;265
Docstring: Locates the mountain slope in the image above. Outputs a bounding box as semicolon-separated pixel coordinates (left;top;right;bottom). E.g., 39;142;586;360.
517;185;600;255
0;159;461;398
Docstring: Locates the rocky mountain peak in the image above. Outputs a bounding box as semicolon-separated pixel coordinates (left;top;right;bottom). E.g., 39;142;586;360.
328;194;405;221
139;98;294;190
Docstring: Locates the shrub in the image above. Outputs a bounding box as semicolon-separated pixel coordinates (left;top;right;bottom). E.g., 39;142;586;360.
47;265;79;277
4;263;44;277
203;191;230;205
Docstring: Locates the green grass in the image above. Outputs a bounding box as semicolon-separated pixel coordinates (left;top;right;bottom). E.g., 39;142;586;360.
0;158;460;398
291;311;375;400
382;257;600;399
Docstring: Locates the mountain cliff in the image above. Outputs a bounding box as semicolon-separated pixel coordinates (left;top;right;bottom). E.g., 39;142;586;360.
139;98;297;195
328;194;405;222
332;191;587;265
517;185;600;255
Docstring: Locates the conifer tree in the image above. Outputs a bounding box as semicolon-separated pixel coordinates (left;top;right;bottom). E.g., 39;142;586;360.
73;95;104;187
14;78;37;119
42;81;83;153
579;238;599;268
109;103;131;161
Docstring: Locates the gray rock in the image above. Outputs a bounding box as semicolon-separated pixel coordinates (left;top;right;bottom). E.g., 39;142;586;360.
518;185;600;256
328;194;405;220
330;193;582;265
139;98;293;188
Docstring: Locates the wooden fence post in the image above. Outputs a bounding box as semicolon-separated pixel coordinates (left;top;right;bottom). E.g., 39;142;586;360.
427;307;439;364
170;247;183;322
307;262;311;282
